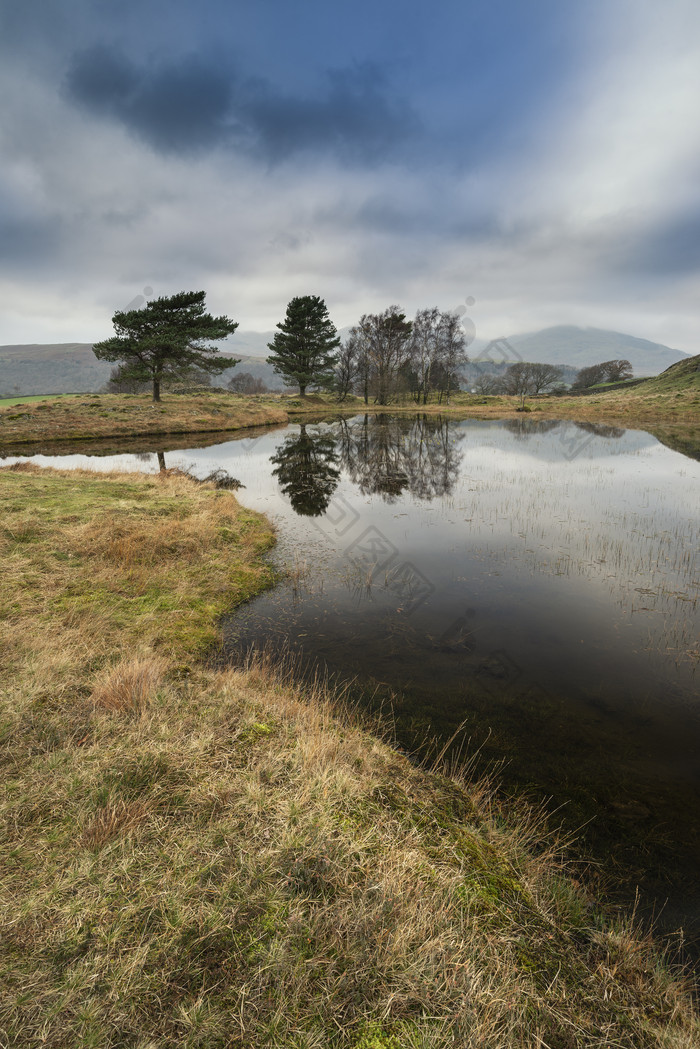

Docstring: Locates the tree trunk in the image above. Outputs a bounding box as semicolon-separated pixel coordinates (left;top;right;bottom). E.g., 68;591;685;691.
157;451;166;471
152;377;161;403
299;384;306;397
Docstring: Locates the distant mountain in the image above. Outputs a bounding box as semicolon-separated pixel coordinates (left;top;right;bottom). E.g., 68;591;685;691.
217;352;284;390
0;343;111;396
0;325;691;394
229;331;277;358
497;326;689;376
0;336;284;395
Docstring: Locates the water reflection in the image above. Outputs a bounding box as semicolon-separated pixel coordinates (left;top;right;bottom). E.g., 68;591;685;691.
270;424;341;516
338;414;464;502
574;422;626;439
264;415;466;515
2;414;699;958
340;411;465;501
501;418;562;438
222;414;700;958
501;418;626;441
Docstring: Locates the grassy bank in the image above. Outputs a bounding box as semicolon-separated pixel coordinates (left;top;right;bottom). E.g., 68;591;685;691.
1;356;698;450
1;465;697;1048
0;392;290;446
530;355;700;425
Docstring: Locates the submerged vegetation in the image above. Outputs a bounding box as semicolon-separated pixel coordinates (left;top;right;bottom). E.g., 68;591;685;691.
0;464;698;1047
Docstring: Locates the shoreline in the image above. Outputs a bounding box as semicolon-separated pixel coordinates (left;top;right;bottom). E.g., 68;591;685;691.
0;463;698;1046
1;361;698;449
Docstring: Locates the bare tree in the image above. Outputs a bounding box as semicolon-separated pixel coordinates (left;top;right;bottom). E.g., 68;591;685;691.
572;359;632;390
409;307;441;405
228;372;268;394
472;372;502;395
603;359;633;382
358;306;413;405
352;325;372;405
435;311;468;402
572;363;608;389
501;361;564;404
501;362;536;408
334;335;358;402
527;362;564;394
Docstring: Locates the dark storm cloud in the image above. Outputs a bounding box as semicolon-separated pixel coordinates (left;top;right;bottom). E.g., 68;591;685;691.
243;64;420;163
64;47;234;153
2;0;700;350
64;45;420;162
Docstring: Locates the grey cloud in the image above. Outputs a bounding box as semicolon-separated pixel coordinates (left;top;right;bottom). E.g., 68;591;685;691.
65;47;233;153
64;46;419;162
0;214;62;268
629;211;700;277
339;192;505;243
243;64;420;163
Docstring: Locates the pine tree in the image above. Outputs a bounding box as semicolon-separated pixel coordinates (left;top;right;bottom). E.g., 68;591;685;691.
93;291;239;403
267;296;340;396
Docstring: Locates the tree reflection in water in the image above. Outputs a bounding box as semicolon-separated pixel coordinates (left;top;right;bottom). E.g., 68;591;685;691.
338;414;464;502
270;424;341;516
573;422;626;439
501;418;561;440
270;415;465;515
501;418;626;441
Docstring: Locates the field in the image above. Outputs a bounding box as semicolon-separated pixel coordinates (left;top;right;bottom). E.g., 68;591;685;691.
0;463;698;1048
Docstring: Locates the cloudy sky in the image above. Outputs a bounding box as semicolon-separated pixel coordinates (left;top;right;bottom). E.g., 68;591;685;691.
1;0;699;351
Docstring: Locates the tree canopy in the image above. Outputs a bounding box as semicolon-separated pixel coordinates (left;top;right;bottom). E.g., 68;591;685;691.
93;291;239;402
267;296;340;396
357;306;413;405
499;361;564;405
338;306;467;405
572;359;633;389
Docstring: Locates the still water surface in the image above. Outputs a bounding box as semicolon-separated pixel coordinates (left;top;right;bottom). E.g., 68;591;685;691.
6;415;700;953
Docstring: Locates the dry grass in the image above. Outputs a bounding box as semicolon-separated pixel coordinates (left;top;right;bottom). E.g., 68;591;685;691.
0;465;698;1048
0;390;289;446
90;655;167;714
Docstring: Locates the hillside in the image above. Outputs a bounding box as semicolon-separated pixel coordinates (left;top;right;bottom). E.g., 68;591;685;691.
504;326;689;375
0;340;284;396
630;352;700;392
0;326;691;395
526;353;700;440
0;343;111;396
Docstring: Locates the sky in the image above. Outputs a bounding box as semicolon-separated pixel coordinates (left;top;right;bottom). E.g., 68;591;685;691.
1;0;699;351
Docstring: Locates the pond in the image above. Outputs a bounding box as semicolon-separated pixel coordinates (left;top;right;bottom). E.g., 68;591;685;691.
4;413;699;959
